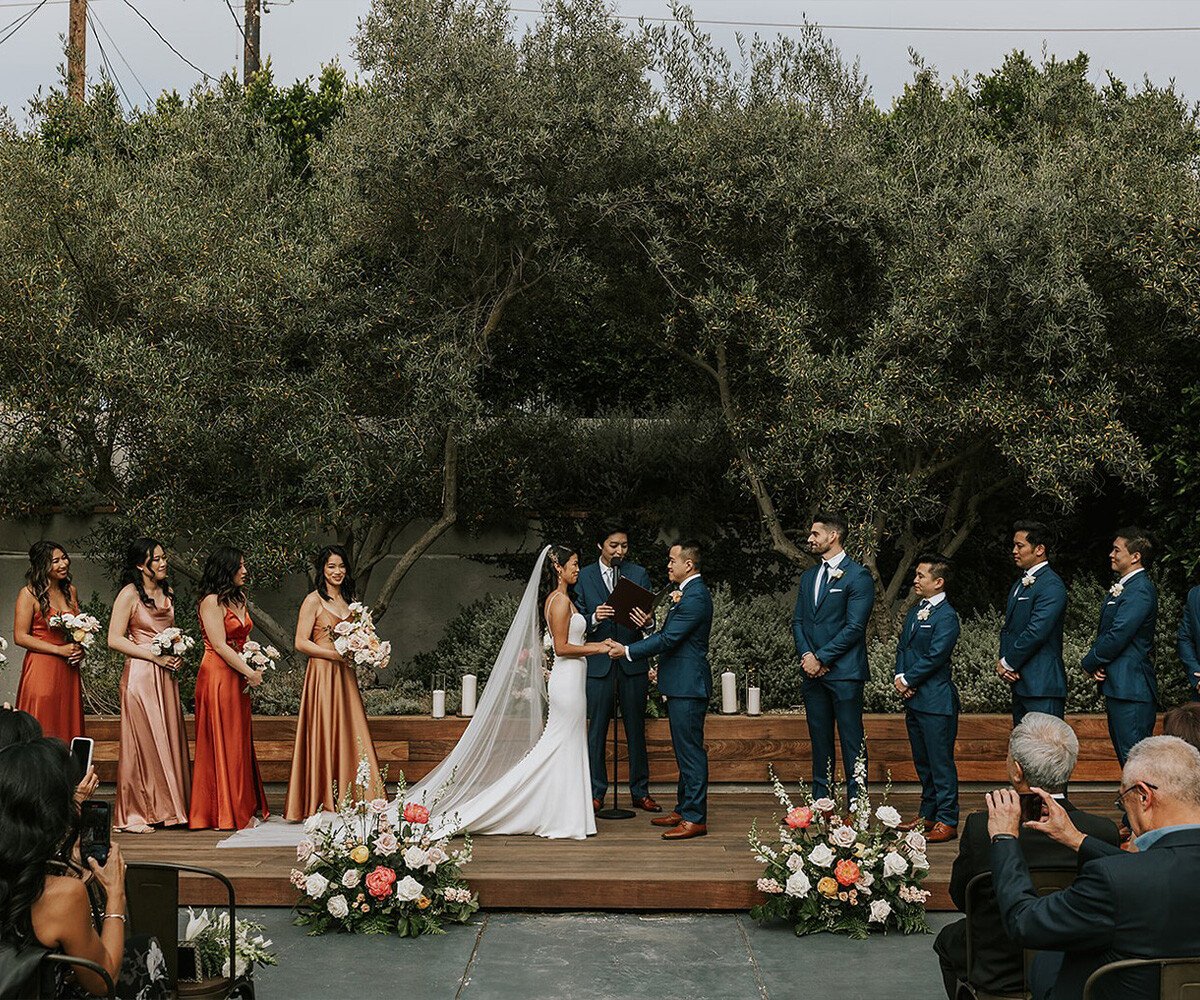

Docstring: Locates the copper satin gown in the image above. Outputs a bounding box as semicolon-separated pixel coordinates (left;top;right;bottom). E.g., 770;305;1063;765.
114;597;191;829
16;601;85;743
188;605;269;830
284;606;383;819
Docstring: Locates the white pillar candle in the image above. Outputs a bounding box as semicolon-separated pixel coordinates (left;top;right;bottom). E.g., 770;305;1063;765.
747;686;762;716
431;689;446;719
460;674;477;717
720;670;737;713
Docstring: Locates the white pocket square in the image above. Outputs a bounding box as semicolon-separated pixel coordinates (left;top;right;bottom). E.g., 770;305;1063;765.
1017;597;1029;601
919;624;932;629
1106;600;1118;606
829;588;844;593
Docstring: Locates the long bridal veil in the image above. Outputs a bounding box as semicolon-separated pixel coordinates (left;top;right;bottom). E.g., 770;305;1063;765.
404;545;551;820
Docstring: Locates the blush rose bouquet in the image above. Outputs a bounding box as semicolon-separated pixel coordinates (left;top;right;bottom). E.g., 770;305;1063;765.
330;602;391;689
291;757;477;937
747;757;931;938
48;611;103;651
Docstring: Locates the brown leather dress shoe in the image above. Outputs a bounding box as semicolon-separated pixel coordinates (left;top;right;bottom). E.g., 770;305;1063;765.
593;798;602;813
896;816;934;833
633;796;662;813
651;811;682;827
925;821;958;843
661;820;707;840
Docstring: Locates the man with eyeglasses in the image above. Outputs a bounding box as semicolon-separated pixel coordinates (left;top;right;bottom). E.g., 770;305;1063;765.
986;735;1200;1000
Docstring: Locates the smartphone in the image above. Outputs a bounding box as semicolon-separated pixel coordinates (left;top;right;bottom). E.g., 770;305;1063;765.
1019;793;1044;824
69;736;94;784
79;800;111;867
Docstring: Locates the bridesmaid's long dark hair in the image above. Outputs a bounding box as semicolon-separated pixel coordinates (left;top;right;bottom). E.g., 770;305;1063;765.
314;544;357;603
25;540;72;618
120;536;174;609
538;544;577;613
199;546;246;607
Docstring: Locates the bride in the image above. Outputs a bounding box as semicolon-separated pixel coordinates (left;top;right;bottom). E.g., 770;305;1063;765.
402;544;616;840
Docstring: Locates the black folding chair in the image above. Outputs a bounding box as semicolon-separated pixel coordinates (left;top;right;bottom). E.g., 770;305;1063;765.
37;954;116;999
1082;956;1200;999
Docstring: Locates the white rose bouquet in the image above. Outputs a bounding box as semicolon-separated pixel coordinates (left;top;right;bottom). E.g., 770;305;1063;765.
0;635;7;665
241;640;280;673
181;907;277;979
747;758;931;938
150;626;196;658
331;602;391;689
48;611;103;651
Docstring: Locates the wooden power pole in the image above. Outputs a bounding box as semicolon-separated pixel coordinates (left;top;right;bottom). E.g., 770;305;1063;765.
243;0;261;81
68;0;86;103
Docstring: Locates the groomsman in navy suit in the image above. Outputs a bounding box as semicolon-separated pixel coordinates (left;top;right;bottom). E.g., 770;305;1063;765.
1179;581;1200;701
997;521;1069;724
573;522;660;813
1082;527;1159;771
894;554;961;843
609;541;713;841
792;512;875;804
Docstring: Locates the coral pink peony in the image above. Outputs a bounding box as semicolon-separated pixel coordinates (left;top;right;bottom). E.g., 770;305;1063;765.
834;859;861;887
403;802;431;825
364;865;398;899
785;806;813;830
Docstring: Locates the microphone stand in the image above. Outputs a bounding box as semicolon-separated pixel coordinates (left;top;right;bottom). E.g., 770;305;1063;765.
596;557;635;821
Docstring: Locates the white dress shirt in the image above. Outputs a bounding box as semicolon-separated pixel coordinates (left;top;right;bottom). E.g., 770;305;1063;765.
1118;567;1145;586
814;550;848;602
591;560;619;627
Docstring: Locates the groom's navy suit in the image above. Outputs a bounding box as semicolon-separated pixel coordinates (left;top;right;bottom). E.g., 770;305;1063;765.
1000;563;1068;724
627;575;713;825
574;559;654;801
792;554;875;801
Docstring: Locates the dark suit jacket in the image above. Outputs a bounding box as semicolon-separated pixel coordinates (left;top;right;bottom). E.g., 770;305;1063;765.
1178;585;1200;694
935;804;1120;994
894;598;960;716
1081;570;1158;704
574;560;653;678
992;825;1200;1000
627;577;713;700
791;557;875;683
1000;565;1068;699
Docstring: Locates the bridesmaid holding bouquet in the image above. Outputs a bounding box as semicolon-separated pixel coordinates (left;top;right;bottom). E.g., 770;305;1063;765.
188;546;269;831
284;545;383;820
106;538;191;833
14;541;86;742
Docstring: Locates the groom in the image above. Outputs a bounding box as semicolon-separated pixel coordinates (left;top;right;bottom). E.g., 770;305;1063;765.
609;540;713;841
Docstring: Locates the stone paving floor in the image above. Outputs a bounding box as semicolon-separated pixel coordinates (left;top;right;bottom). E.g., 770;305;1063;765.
242;908;957;999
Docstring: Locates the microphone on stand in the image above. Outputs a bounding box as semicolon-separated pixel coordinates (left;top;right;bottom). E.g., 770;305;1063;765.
597;553;635;821
611;556;623;589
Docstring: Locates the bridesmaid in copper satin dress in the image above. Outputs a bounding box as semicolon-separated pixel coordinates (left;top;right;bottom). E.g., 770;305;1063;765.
14;541;86;743
284;545;383;819
106;538;191;833
188;546;269;831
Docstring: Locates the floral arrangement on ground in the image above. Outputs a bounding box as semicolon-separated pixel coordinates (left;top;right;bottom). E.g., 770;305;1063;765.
291;759;478;936
181;907;277;979
748;759;931;939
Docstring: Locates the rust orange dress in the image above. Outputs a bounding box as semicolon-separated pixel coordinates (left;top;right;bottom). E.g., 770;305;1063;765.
16;601;85;743
284;607;383;819
188;605;269;830
114;597;191;829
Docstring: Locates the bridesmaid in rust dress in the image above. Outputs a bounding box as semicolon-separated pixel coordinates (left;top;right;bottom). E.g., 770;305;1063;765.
14;541;86;742
188;546;269;831
284;545;383;819
106;537;191;833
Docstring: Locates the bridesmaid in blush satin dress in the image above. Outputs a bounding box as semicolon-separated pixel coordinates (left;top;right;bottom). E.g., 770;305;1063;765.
188;546;269;831
14;541;86;743
284;545;383;820
106;538;191;833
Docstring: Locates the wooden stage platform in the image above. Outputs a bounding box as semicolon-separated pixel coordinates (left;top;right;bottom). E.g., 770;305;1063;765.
112;787;1122;914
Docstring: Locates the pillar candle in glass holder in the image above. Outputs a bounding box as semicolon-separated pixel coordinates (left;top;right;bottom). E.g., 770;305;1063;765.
460;673;478;717
431;688;446;719
747;686;762;716
720;670;737;713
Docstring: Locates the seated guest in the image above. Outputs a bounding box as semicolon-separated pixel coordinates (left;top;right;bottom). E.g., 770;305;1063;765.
933;713;1119;999
1163;702;1200;753
989;735;1200;1000
0;706;99;803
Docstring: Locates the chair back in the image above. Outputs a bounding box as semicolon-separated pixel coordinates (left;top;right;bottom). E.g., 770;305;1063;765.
40;954;116;999
1082;957;1200;999
126;861;181;985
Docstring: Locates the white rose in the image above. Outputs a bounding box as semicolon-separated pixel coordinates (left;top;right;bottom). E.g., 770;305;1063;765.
904;830;927;853
812;797;836;814
394;875;424;902
857;871;875;888
910;852;930;871
304;872;330;898
868;899;892;923
808;843;835;868
341;869;361;888
296;838;315;862
875;806;902;829
882;852;908;878
303;813;324;833
425;846;448;871
373;832;399;856
326;895;349;918
829;825;857;848
403;845;428;869
785;852;804;872
785;870;812;898
369;798;389;816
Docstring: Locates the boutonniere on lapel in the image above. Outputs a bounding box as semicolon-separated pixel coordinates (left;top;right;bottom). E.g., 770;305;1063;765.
1021;573;1036;588
828;567;845;581
916;606;932;621
668;590;683;609
1109;582;1124;598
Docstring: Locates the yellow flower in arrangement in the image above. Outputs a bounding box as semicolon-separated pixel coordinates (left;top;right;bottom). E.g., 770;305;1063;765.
349;845;370;864
817;877;839;898
417;895;431;910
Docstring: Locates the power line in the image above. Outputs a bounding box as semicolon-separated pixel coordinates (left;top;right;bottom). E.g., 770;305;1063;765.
87;5;133;109
91;3;152;102
118;0;213;80
223;0;247;45
0;0;47;48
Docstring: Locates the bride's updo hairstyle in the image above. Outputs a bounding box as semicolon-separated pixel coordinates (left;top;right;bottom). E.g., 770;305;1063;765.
538;544;578;610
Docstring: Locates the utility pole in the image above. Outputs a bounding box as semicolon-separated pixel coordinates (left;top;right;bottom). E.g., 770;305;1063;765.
68;0;86;103
243;0;261;81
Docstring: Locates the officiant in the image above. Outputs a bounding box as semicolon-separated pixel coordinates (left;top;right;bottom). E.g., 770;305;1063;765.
574;521;661;814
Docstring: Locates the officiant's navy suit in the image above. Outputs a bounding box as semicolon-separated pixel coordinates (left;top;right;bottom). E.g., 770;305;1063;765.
574;559;654;801
627;575;713;825
1000;564;1068;724
792;556;875;801
1178;584;1200;700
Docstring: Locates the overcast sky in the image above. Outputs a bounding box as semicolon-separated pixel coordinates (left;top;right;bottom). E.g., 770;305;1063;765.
2;0;1199;123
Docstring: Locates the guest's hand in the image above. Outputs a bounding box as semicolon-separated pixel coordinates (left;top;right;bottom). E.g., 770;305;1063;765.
629;607;652;629
74;767;99;804
985;788;1023;840
608;643;627;659
1021;787;1087;851
595;604;615;622
89;843;126;911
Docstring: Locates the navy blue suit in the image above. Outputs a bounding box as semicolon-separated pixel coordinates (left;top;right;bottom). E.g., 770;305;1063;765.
999;564;1068;724
895;597;961;826
1081;570;1158;766
1178;584;1200;701
792;556;875;801
627;576;713;824
573;560;654;800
